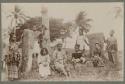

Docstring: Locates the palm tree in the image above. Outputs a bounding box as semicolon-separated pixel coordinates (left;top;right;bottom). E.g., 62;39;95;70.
113;7;123;19
75;11;92;33
7;5;30;34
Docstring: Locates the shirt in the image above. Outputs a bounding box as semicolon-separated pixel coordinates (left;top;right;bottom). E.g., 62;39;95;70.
53;49;67;63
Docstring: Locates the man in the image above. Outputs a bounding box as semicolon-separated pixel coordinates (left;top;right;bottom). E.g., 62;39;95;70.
106;30;118;64
72;44;86;64
92;42;104;67
53;41;68;77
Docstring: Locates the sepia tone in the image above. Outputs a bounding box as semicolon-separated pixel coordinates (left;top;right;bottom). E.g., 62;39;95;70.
1;3;124;81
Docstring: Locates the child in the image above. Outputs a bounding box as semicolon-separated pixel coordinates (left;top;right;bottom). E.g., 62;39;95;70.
38;48;51;78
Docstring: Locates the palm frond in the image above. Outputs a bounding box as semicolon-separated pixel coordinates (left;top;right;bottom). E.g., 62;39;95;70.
18;18;24;24
14;5;21;13
20;13;31;19
10;18;14;27
7;14;13;18
84;18;93;22
19;15;29;21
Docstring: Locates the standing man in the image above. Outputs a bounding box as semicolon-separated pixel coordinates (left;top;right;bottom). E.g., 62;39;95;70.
106;30;118;64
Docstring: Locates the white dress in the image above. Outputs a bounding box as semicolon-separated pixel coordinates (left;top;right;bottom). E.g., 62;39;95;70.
38;54;51;77
76;34;89;50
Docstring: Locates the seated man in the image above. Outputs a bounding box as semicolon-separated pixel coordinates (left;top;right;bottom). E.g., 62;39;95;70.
53;41;68;77
72;44;86;69
92;42;104;67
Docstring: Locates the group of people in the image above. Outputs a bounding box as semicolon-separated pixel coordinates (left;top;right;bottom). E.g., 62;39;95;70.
35;29;118;79
4;27;118;80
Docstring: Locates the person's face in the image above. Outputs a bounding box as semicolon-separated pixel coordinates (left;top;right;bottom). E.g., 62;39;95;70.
75;46;79;52
79;29;83;35
43;49;47;55
110;33;114;36
13;36;16;42
95;44;100;48
57;44;62;51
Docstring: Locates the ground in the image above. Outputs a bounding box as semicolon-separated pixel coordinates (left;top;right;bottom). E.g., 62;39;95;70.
1;49;123;81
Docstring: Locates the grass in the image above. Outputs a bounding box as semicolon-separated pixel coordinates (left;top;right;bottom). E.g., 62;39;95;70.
19;49;123;81
1;48;123;81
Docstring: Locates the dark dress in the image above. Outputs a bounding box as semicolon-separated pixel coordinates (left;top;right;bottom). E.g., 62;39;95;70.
72;51;83;69
7;43;20;80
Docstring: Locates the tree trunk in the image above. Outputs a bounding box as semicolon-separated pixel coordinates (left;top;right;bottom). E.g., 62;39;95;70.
21;29;35;73
41;8;51;53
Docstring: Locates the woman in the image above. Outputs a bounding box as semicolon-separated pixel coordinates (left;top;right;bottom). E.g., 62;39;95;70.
38;48;51;78
7;35;20;80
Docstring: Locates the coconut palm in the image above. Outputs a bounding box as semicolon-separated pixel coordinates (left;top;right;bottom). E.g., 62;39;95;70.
7;5;30;32
113;7;123;19
75;11;92;33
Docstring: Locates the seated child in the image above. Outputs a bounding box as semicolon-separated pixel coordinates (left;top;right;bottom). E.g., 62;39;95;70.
38;48;51;78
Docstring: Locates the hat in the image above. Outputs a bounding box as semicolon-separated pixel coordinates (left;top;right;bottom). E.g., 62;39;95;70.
56;39;63;45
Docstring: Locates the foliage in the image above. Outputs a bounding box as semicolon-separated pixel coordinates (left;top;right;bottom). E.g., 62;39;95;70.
21;17;43;31
75;11;92;32
7;5;30;27
19;17;72;41
49;17;64;41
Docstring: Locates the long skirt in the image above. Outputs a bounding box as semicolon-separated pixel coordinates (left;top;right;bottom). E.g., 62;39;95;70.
39;64;51;77
7;64;18;80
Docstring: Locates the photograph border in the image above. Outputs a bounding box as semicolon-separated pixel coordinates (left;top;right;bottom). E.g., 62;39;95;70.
0;0;124;84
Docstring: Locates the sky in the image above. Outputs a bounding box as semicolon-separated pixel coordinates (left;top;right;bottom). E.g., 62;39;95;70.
1;3;124;50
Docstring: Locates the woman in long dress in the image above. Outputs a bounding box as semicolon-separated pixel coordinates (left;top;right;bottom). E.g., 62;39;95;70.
38;48;51;78
7;35;20;80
